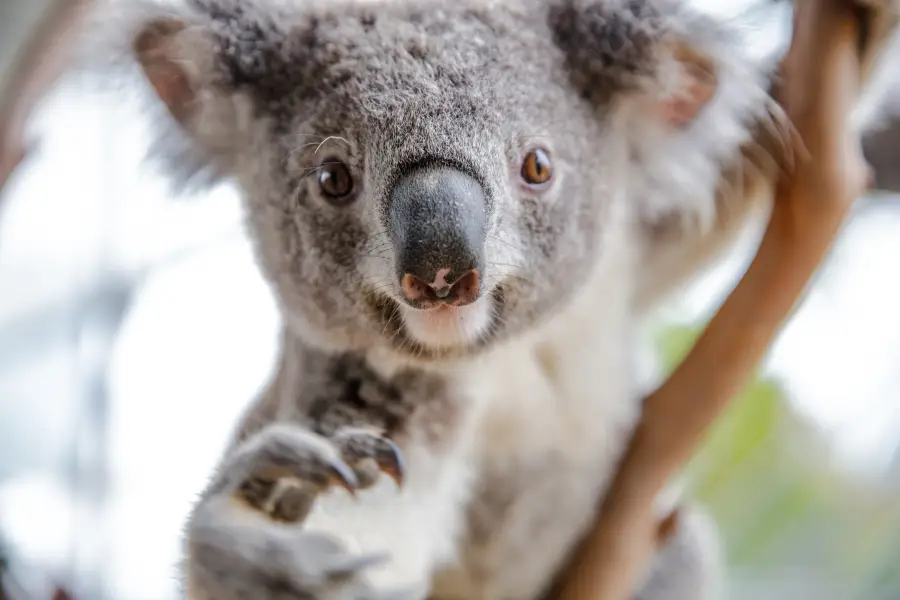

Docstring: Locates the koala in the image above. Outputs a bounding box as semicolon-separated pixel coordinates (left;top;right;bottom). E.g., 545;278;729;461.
77;0;898;599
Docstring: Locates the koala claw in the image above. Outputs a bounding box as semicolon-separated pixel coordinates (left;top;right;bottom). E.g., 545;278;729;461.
331;427;406;489
217;424;405;524
217;424;363;523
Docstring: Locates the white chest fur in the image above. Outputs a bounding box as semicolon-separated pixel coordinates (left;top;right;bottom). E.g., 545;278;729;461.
431;236;647;599
296;386;482;597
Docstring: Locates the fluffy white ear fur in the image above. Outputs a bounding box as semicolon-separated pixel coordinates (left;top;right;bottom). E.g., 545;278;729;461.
72;0;251;192
621;5;784;313
632;0;900;314
653;40;719;130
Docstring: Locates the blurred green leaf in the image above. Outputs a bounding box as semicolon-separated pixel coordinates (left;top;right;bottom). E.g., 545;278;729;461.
650;321;900;587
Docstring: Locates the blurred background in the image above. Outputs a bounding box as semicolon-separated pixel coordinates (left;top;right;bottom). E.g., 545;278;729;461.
1;0;899;599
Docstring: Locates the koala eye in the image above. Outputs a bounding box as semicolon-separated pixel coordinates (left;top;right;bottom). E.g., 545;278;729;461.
317;160;354;203
521;148;553;187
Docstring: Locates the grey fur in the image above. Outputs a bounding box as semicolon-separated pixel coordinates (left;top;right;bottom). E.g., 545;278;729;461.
633;507;723;600
75;1;900;599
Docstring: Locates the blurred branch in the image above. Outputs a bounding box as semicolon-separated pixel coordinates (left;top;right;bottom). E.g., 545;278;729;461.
553;1;875;599
0;0;97;201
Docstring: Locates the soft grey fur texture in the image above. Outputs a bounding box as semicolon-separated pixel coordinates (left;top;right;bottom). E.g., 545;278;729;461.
76;0;899;599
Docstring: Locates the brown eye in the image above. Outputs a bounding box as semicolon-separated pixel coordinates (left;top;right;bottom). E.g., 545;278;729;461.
521;148;553;186
317;160;354;202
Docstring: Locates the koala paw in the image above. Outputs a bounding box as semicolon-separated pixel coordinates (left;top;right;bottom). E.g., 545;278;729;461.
215;423;405;523
189;505;416;600
331;426;405;489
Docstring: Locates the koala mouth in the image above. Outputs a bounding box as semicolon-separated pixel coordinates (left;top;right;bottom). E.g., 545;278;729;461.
399;300;493;349
366;285;507;360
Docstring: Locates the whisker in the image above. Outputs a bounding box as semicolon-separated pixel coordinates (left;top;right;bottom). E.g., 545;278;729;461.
488;261;528;270
369;283;398;296
381;302;402;339
488;272;537;287
488;234;526;254
280;134;336;165
315;136;351;154
285;133;330;142
359;230;390;246
358;254;391;261
287;161;347;180
365;240;393;254
386;321;405;347
354;276;390;290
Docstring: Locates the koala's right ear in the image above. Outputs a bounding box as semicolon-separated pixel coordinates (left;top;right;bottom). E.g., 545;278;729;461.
77;1;249;192
131;17;220;132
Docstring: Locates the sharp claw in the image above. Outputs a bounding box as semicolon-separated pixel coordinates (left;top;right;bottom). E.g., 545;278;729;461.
328;460;360;496
382;464;404;488
332;428;406;488
376;441;405;488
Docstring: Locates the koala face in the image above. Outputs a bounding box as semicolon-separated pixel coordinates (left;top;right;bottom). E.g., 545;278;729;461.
125;0;670;361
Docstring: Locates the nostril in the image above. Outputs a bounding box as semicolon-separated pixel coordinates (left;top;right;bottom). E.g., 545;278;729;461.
401;273;432;302
447;269;480;306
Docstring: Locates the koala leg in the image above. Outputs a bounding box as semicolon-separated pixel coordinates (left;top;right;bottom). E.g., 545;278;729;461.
633;505;723;600
183;423;412;600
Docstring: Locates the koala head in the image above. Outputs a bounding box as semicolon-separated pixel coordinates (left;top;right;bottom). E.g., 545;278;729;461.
114;0;735;362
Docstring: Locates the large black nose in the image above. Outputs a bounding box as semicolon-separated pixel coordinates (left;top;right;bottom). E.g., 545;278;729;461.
388;165;487;308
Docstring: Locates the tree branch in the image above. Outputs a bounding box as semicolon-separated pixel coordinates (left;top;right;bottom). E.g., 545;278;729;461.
0;0;97;200
552;1;872;599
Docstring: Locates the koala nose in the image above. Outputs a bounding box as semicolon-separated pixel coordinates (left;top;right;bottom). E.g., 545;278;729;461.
388;164;487;308
400;268;481;306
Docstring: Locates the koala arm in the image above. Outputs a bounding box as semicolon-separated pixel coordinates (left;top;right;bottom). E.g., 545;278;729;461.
183;424;396;600
181;338;410;600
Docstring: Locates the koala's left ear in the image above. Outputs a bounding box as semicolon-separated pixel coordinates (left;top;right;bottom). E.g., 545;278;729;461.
548;0;718;130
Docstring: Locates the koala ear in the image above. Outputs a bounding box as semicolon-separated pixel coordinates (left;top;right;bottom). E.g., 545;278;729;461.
552;1;784;311
548;0;718;131
128;9;251;190
75;0;253;192
132;18;215;130
654;40;718;129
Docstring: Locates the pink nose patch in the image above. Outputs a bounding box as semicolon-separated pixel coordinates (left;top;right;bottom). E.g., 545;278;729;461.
429;267;452;291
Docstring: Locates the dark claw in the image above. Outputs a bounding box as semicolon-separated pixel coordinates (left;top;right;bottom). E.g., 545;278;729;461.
373;440;405;488
332;429;406;488
327;461;360;497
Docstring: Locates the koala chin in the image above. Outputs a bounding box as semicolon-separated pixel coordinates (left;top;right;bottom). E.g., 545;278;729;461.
399;300;495;350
